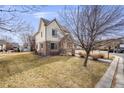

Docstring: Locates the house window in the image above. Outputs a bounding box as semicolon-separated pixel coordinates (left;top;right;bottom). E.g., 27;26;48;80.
40;43;43;48
52;29;57;37
51;43;57;49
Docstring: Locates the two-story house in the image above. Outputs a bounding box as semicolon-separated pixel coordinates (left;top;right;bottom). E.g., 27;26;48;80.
34;18;75;56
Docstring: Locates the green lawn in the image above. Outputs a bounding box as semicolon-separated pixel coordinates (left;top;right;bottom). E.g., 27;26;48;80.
0;52;109;88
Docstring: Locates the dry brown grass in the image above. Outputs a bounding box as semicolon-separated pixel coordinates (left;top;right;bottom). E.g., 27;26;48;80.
0;52;109;88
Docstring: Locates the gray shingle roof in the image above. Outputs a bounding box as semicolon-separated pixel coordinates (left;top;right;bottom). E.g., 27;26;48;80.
41;18;69;33
41;18;50;25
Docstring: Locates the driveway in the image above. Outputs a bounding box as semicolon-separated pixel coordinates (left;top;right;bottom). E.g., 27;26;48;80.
113;53;124;57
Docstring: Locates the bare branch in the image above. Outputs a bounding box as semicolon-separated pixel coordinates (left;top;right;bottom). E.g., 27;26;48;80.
60;5;124;66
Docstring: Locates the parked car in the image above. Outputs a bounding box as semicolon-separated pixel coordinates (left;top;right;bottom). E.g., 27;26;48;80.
118;48;124;53
108;49;114;53
112;48;124;53
118;44;124;53
23;48;30;52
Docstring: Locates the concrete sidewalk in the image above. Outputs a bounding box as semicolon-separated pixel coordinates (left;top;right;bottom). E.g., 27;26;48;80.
95;55;124;88
95;56;119;88
114;57;124;88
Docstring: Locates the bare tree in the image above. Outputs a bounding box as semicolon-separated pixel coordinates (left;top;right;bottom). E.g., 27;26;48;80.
20;25;35;51
0;5;44;32
60;5;124;67
0;5;44;13
0;5;45;53
0;35;13;43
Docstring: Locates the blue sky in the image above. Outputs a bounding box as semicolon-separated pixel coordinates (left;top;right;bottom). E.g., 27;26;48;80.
0;6;66;44
23;6;65;30
1;5;122;44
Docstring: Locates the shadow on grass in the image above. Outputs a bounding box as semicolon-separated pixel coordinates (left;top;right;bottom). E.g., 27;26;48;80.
0;54;72;80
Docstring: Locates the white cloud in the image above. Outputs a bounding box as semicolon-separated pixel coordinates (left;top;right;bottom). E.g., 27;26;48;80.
33;12;58;19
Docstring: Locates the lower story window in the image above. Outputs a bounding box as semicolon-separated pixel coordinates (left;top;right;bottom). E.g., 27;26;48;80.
51;43;57;49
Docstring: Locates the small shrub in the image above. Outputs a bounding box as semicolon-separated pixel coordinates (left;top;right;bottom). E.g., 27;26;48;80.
92;56;98;61
79;52;85;58
91;54;104;60
72;53;75;56
97;54;104;59
104;55;114;60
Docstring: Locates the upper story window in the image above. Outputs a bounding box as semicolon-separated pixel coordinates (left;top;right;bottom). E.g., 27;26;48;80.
52;29;57;37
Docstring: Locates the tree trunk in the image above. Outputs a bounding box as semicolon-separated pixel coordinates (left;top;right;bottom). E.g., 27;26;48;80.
108;46;110;59
84;52;89;67
108;51;109;59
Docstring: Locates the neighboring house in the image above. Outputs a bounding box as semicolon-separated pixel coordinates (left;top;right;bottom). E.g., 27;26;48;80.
0;40;7;52
20;38;35;52
0;40;20;52
96;37;124;51
34;18;75;56
22;43;31;52
10;43;20;51
5;42;20;52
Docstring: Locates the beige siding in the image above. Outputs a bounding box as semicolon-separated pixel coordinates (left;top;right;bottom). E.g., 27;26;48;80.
35;21;46;51
46;21;64;41
0;44;6;50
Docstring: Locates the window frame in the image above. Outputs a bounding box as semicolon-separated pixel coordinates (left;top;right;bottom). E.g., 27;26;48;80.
52;29;57;37
50;43;57;50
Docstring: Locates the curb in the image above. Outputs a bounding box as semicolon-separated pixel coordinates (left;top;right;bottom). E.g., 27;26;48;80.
95;56;119;88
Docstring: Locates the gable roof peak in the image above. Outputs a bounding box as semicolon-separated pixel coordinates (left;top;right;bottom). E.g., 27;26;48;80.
40;18;50;25
40;17;70;33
